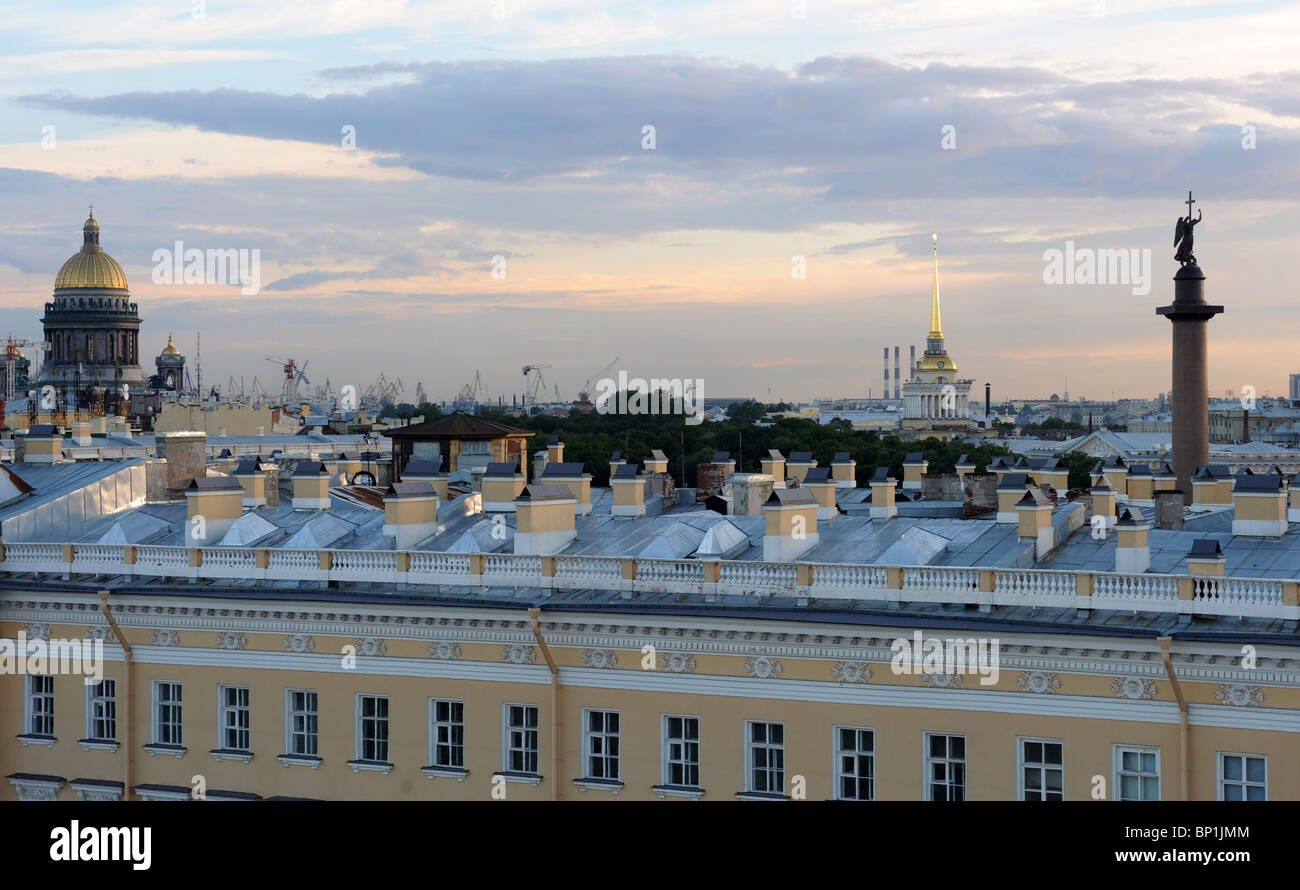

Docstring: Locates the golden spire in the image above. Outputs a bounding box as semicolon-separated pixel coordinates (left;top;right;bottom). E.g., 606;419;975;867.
929;233;943;339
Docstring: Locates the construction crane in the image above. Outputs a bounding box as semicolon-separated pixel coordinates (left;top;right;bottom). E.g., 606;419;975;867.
3;336;47;402
415;381;427;407
363;372;404;408
576;355;620;408
453;371;486;413
521;363;552;408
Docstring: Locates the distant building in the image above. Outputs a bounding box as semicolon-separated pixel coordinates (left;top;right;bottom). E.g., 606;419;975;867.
1290;374;1300;402
902;236;973;438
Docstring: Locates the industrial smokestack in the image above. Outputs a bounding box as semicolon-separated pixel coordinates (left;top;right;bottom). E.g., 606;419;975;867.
985;382;991;420
909;345;916;386
894;346;901;400
883;347;889;402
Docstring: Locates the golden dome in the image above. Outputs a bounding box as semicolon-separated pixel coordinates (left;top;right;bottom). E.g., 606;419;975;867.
161;335;180;356
53;211;129;290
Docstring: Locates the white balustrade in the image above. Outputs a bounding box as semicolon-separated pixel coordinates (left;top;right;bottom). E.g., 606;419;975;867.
1093;573;1179;602
994;570;1076;598
810;564;888;591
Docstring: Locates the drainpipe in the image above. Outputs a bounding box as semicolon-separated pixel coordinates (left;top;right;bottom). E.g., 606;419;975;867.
528;607;558;801
1157;636;1189;801
98;589;132;799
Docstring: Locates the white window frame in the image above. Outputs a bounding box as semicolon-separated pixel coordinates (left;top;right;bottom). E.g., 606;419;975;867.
1113;745;1160;801
429;698;465;770
354;693;391;765
1017;737;1064;801
151;680;183;748
85;678;117;742
284;689;319;759
1217;752;1266;801
501;703;540;777
580;708;621;782
217;685;251;753
744;720;785;796
25;674;55;738
924;732;966;801
660;714;702;790
833;725;875;801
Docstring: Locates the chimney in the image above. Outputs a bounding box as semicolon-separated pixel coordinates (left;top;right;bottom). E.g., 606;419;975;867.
763;487;819;561
902;452;928;493
696;452;736;497
232;458;269;507
1288;473;1300;522
400;459;449;500
1016;486;1054;558
1090;482;1117;533
988;456;1014;484
546;435;564;464
185;476;244;545
1152;462;1177;493
785;451;814;485
540;461;593;515
1101;456;1128;494
1231;472;1286;538
161;431;206;495
996;472;1031;523
1191;465;1233;507
111;417;131;438
1114;509;1151;573
1153;490;1185;530
71;421;92;446
22;425;62;463
831;452;856;489
802;467;838;521
1036;458;1070;494
1186;538;1225;577
954;453;976;485
383;481;440;549
728;472;775;517
897;346;904;400
514;483;577;554
985;382;991;420
482;462;527;512
883;347;889;401
292;461;332;510
608;451;626;480
869;467;897;519
644;449;669;475
760;450;786;488
1125;465;1154;507
256;426;265;436
611;463;646;517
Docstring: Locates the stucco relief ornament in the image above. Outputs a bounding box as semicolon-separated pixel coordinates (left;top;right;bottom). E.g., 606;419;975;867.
1017;671;1061;694
150;629;180;647
284;634;315;654
923;672;963;688
744;655;783;679
355;637;387;657
215;632;246;650
1216;684;1264;707
25;622;50;641
84;625;115;643
832;661;872;684
1111;677;1157;700
581;648;617;669
501;644;537;665
429;641;462;660
658;652;696;674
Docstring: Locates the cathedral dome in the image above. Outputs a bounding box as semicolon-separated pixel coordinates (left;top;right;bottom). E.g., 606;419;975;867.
161;335;180;356
53;212;129;290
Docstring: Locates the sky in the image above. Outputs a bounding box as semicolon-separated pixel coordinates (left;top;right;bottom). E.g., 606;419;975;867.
1;0;1298;405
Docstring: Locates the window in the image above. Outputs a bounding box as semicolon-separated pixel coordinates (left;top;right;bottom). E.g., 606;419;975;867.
835;727;875;801
582;710;620;781
27;675;54;737
357;694;390;763
746;721;785;794
925;733;965;801
460;440;490;455
1219;753;1266;801
153;681;183;746
662;715;700;789
1115;746;1160;801
218;686;250;752
431;699;464;769
285;690;318;757
86;679;117;741
1019;738;1063;801
504;704;539;775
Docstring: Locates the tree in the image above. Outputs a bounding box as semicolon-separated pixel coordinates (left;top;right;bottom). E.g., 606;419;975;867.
725;399;767;425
